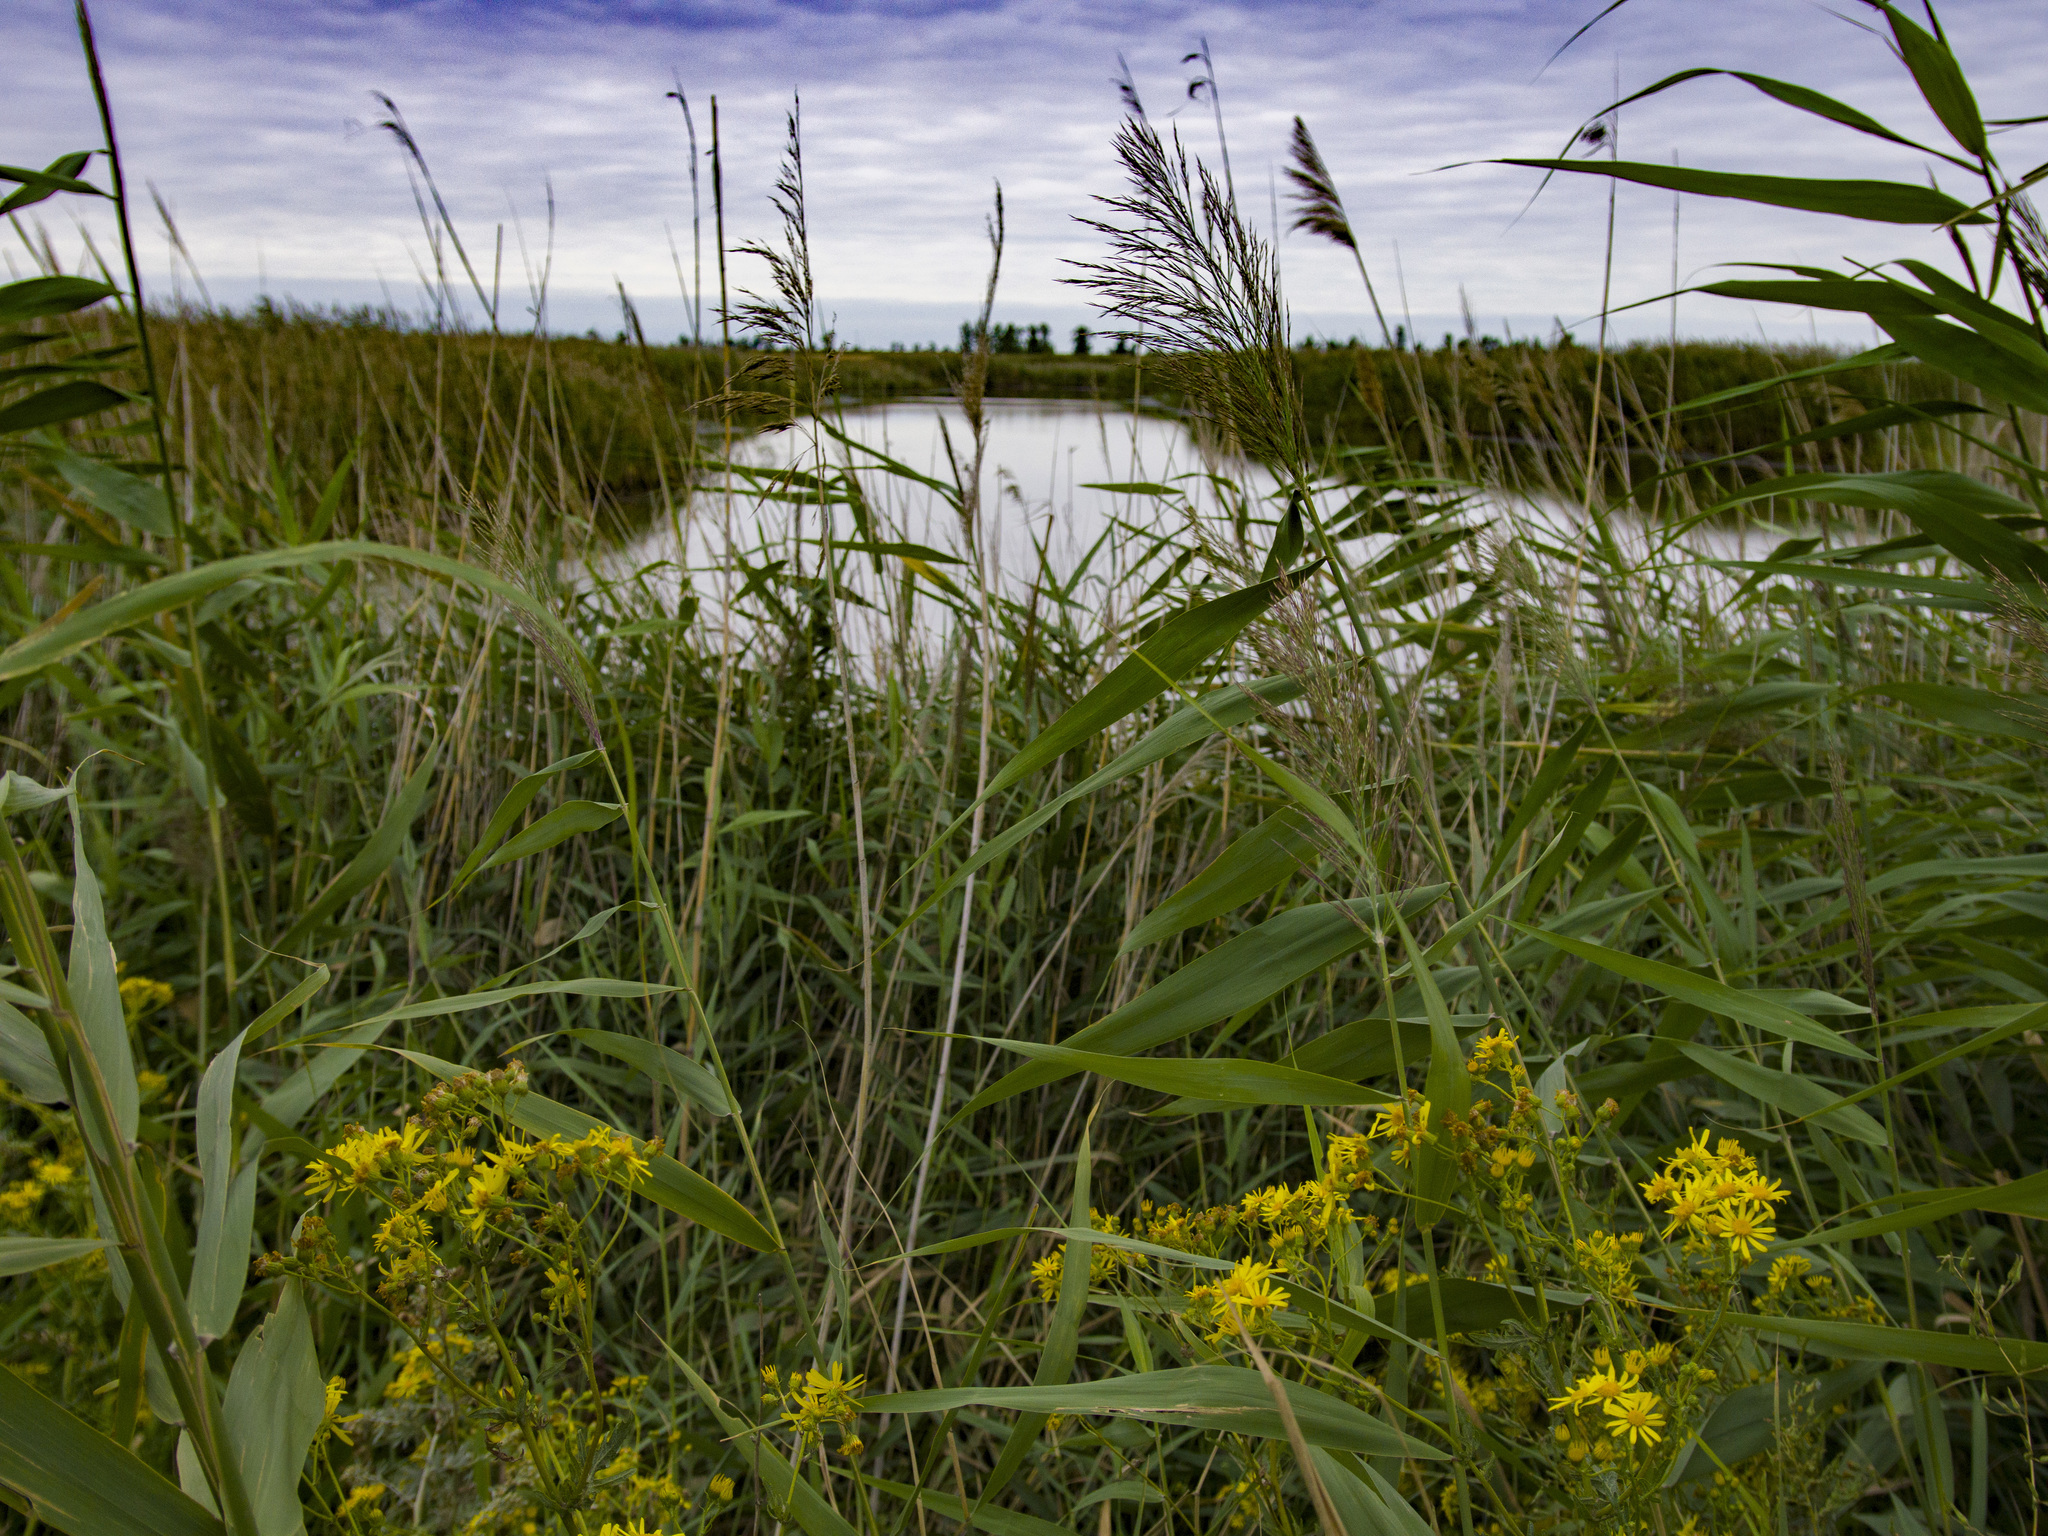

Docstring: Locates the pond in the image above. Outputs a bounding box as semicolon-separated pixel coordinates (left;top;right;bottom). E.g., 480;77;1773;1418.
604;398;1797;638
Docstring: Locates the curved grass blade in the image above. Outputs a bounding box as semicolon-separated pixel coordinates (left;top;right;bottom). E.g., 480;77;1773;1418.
1722;1313;2048;1373
1510;926;1870;1059
1672;1042;1886;1145
1495;159;1986;225
0;1363;224;1536
561;1026;730;1117
0;1235;107;1276
446;750;602;897
956;888;1447;1119
1122;807;1316;954
982;1037;1396;1107
865;1365;1444;1461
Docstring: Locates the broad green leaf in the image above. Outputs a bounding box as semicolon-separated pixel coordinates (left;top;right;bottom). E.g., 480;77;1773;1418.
1725;1313;2048;1373
561;1027;729;1117
956;888;1447;1119
1596;70;1952;161
66;795;136;1151
0;381;132;436
0;770;72;816
1072;1480;1160;1510
1716;471;2048;588
0;994;64;1102
1482;720;1586;883
0;1363;224;1536
720;808;811;836
1496;158;1985;225
1868;852;2048;896
219;1280;321;1536
1878;313;2048;414
866;1366;1444;1460
474;799;621;876
1616;681;1832;749
978;573;1308;806
1672;1043;1886;1145
864;1476;1072;1536
1122;808;1316;953
1393;910;1471;1227
0;1235;107;1277
0;275;117;325
273;742;439;954
1666;1362;1883;1484
1510;926;1870;1059
446;750;602;895
976;1123;1093;1506
1307;1448;1433;1536
0;541;590;692
667;1352;858;1536
1381;1276;1588;1337
897;675;1302;937
1882;3;1986;156
1786;1168;2048;1249
1862;683;2048;745
192;969;328;1342
394;1049;778;1251
46;448;174;539
982;1037;1395;1107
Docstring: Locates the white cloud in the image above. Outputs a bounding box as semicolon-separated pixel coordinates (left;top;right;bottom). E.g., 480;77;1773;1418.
7;0;2044;344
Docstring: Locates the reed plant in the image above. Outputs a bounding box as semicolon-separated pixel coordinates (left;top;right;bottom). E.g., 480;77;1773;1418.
2;3;2047;1534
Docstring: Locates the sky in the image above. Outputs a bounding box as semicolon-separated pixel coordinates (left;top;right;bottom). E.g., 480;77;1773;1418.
7;0;2046;348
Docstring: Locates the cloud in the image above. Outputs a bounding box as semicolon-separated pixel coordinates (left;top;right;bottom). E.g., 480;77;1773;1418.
7;0;2045;344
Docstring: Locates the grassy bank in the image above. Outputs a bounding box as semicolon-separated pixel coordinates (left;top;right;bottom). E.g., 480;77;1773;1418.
152;307;1962;541
3;7;2048;1536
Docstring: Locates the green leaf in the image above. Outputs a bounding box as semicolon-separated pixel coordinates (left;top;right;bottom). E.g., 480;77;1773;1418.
957;888;1447;1119
1716;470;2048;588
864;1476;1073;1536
0;276;117;326
1786;1168;2048;1249
0;541;591;694
1867;851;2048;896
666;1353;858;1536
1666;1363;1883;1484
720;808;812;836
0;994;65;1103
446;750;602;896
1483;721;1586;884
1861;683;2048;744
1878;314;2048;413
219;1281;321;1536
978;573;1309;806
1723;1313;2048;1373
1882;4;1986;156
976;1123;1094;1506
0;1363;224;1536
1394;910;1472;1228
865;1366;1444;1460
0;1236;107;1277
66;795;136;1151
1509;926;1870;1059
45;448;174;539
1616;682;1832;750
981;1037;1395;1107
473;799;621;877
1307;1448;1433;1536
1672;1043;1887;1145
1122;808;1316;953
393;1049;778;1252
560;1027;729;1117
273;742;439;954
1381;1276;1588;1338
192;969;328;1342
0;381;132;437
1496;158;1985;225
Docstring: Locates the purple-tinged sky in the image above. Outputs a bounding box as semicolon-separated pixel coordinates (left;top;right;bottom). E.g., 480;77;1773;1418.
7;1;2045;346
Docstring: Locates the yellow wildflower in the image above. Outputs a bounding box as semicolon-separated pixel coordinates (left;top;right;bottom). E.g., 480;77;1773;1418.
1603;1389;1665;1447
709;1474;736;1500
1709;1200;1776;1264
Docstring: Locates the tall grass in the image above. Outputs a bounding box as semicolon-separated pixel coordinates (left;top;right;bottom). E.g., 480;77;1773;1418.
2;3;2047;1535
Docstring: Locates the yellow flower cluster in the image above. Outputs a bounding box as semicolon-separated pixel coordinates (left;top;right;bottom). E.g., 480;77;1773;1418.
0;1156;78;1226
118;973;175;1025
763;1362;865;1455
1184;1257;1291;1344
1573;1229;1647;1300
385;1331;477;1401
1639;1131;1788;1264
